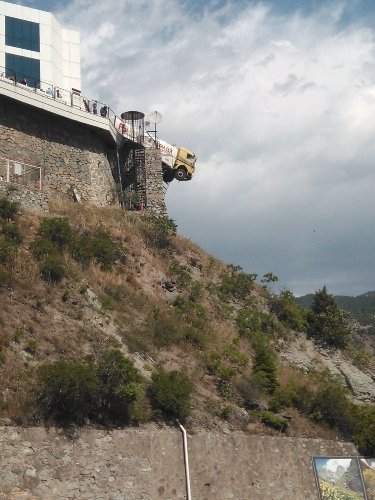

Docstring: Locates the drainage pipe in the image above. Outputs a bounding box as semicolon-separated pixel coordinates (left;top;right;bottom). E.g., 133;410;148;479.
179;423;192;500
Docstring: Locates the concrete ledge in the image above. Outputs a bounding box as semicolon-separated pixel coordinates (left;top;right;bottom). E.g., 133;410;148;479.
0;78;123;145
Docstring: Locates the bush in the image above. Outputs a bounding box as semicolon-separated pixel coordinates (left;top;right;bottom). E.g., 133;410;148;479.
236;308;275;337
351;405;375;455
0;198;18;221
31;237;58;260
69;230;121;270
36;350;143;425
90;230;121;270
96;349;142;422
271;290;307;331
0;237;17;266
37;360;99;424
0;222;23;244
259;410;289;432
149;370;192;422
218;265;257;301
38;217;72;248
143;216;177;249
40;256;65;283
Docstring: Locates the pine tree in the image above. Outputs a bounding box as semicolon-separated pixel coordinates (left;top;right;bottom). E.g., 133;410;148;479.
307;286;351;348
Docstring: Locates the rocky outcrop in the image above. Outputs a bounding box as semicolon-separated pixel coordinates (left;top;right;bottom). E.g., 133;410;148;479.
280;334;375;403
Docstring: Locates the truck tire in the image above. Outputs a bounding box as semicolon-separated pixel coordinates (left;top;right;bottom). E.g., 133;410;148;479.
163;170;175;183
175;167;187;181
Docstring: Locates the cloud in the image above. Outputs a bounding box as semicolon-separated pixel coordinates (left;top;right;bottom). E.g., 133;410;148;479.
51;0;375;295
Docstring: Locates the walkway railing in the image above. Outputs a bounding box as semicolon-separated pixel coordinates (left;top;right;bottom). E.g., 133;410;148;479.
0;65;141;145
0;156;42;191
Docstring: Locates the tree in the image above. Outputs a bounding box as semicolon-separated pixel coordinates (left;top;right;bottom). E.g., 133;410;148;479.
307;287;351;348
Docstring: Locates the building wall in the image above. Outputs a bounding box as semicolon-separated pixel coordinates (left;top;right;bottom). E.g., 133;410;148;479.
0;1;80;91
0;425;359;500
0;95;115;206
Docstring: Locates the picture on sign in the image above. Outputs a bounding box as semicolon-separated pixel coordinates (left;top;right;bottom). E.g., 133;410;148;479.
313;457;366;500
360;458;375;500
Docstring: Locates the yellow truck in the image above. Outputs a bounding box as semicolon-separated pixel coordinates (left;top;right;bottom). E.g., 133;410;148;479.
143;133;196;183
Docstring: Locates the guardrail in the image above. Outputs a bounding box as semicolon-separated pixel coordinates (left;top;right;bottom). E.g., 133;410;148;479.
0;65;141;144
0;156;42;191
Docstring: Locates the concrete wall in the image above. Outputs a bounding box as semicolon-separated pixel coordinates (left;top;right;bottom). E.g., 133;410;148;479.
0;95;116;206
0;425;358;500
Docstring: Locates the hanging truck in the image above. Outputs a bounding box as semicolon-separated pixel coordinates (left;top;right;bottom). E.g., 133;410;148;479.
154;137;196;183
118;120;196;183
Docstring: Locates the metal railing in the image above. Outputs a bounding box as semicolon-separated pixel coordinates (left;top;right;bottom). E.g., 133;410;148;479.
0;156;42;191
0;65;143;145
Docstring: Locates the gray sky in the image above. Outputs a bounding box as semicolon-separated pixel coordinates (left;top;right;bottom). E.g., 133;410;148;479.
9;0;375;296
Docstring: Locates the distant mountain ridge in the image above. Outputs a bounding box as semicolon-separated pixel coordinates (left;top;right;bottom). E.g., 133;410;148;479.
295;291;375;326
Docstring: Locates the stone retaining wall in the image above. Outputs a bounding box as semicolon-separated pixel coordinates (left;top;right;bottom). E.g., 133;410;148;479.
0;95;116;207
0;183;48;213
0;95;169;216
0;426;358;499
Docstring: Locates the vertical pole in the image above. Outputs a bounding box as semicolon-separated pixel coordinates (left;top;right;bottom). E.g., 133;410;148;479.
179;423;192;500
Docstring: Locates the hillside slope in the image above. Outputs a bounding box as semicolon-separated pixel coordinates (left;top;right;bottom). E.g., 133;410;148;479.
0;198;374;453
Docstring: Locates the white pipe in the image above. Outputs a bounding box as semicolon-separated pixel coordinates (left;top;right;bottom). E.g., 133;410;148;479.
179;423;192;500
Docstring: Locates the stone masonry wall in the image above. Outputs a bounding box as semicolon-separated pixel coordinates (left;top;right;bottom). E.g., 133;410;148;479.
0;182;49;213
144;148;167;216
0;426;358;499
0;96;116;206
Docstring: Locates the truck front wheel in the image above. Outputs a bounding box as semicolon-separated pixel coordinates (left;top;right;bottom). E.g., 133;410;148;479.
175;167;188;181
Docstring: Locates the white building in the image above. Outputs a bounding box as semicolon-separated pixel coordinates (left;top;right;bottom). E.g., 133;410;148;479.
0;0;80;92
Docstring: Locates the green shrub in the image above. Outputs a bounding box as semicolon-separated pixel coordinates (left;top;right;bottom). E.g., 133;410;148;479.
236;308;275;337
69;233;93;268
38;217;72;248
0;222;22;244
143;216;177;249
218;265;257;301
0;198;18;221
169;263;192;288
96;349;142;423
259;410;289;432
36;350;143;425
25;339;37;354
70;230;121;270
173;296;207;321
310;382;352;434
31;237;58;260
221;404;233;420
37;360;99;424
149;370;192;422
271;290;307;331
351;405;375;455
0;237;17;266
40;256;65;283
90;230;121;270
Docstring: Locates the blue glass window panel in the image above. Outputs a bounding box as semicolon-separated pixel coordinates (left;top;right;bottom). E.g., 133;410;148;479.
5;53;40;88
5;17;40;52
